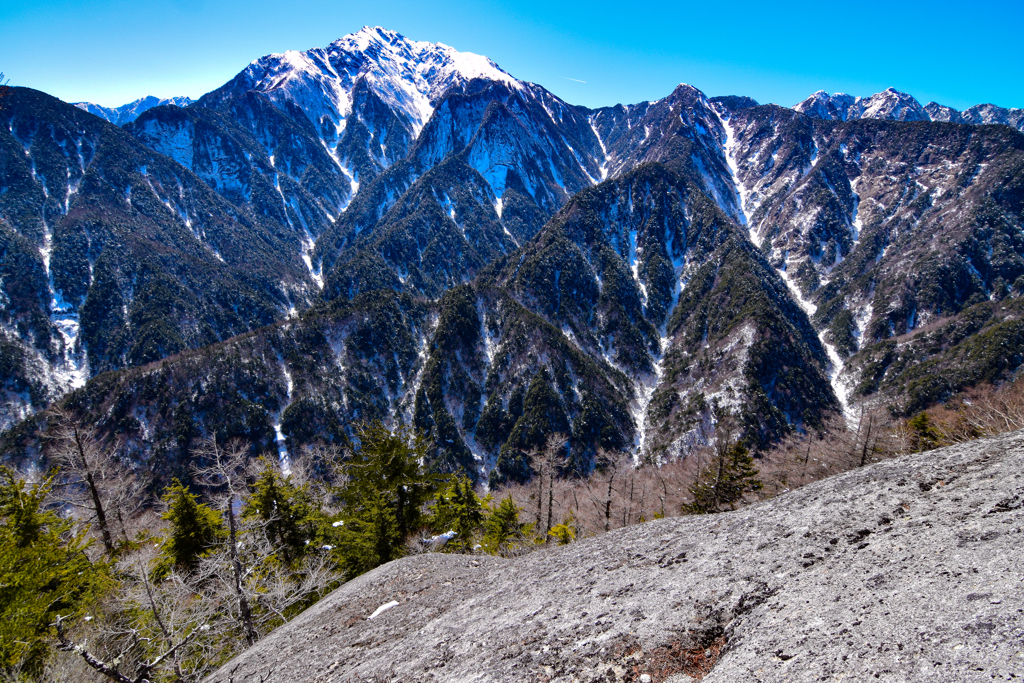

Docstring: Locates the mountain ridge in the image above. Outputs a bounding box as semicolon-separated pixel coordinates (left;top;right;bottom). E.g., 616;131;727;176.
4;27;1024;479
795;87;1024;132
73;95;194;125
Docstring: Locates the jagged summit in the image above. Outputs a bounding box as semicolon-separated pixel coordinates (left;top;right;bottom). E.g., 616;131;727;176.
792;89;854;120
73;95;193;125
925;100;1024;129
795;87;1024;131
220;25;522;138
855;87;929;121
794;87;927;122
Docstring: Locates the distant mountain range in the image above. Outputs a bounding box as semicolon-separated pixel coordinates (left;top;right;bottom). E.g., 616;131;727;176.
80;79;1024;137
73;95;195;125
2;27;1023;487
795;88;1024;130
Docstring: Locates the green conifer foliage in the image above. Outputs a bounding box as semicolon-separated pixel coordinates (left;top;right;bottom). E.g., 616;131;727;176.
481;496;531;555
547;510;579;545
429;476;484;553
335;422;437;577
158;479;225;575
681;442;763;515
243;461;324;567
908;412;941;453
0;468;106;677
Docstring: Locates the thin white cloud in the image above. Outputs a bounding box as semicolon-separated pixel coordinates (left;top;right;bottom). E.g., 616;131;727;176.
561;77;587;84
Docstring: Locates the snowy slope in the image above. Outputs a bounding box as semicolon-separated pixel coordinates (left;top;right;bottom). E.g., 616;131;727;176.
205;27;524;165
74;96;194;125
796;88;1024;132
134;26;606;293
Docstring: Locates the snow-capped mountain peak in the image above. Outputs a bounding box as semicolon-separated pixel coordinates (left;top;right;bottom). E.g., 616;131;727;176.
795;88;927;122
337;26;519;92
74;95;193;125
236;26;522;141
793;90;855;121
856;87;928;121
795;87;1024;132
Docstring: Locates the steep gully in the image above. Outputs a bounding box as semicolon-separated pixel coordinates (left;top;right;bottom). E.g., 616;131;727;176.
713;109;858;428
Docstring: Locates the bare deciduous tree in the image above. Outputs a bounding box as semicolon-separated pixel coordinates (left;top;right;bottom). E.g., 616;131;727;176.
192;438;259;647
53;584;210;683
539;434;567;540
192;440;340;642
47;409;146;554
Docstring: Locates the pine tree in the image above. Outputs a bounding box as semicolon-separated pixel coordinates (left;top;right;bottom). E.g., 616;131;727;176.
157;479;225;575
243;459;323;567
682;442;762;515
908;412;940;453
481;496;531;555
430;476;484;553
334;488;401;577
335;422;437;577
0;467;106;677
547;510;578;545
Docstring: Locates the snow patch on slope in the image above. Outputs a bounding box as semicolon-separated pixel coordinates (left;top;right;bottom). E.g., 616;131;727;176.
38;215;89;393
274;355;295;473
777;262;857;428
713;108;763;247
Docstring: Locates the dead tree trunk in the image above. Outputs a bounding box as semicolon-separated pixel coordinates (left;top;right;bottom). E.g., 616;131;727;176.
72;424;114;555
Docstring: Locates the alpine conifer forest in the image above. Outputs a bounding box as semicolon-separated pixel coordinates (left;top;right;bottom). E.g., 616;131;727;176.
2;20;1024;683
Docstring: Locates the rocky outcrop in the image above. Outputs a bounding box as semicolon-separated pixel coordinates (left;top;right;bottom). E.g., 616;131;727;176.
205;430;1024;682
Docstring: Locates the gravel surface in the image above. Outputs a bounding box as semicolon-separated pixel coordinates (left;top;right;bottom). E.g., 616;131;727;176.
207;431;1024;682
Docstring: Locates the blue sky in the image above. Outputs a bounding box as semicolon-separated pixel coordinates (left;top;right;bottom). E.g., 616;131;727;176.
1;0;1021;111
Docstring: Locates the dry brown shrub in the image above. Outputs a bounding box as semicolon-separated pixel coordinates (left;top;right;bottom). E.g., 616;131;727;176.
484;407;918;543
632;633;728;682
924;377;1024;445
492;452;700;540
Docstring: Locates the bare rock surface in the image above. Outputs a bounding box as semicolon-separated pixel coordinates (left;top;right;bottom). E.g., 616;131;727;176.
207;432;1024;682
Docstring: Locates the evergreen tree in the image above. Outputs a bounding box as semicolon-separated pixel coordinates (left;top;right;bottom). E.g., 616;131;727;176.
682;442;762;514
335;422;437;577
157;479;225;575
334;488;401;577
429;476;484;553
547;510;579;545
481;496;531;555
908;412;941;453
0;467;106;677
243;459;324;567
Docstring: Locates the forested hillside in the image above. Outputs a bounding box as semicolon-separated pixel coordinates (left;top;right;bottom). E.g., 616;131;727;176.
3;28;1024;481
4;25;1024;682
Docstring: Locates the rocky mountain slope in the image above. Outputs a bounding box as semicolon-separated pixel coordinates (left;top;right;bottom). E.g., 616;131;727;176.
205;429;1024;683
73;95;194;125
720;102;1024;416
4;28;1024;477
0;291;429;483
0;87;313;429
8;159;836;484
